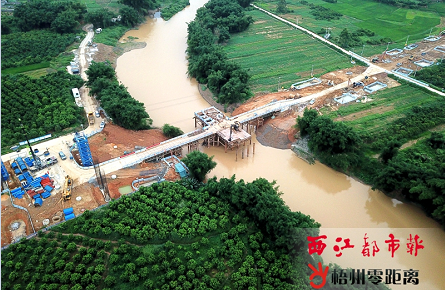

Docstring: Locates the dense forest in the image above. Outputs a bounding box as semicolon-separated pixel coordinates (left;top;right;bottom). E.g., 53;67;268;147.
1;176;391;289
1;30;76;70
1;0;161;146
1;1;85;70
1;72;85;149
86;61;152;130
1;178;318;289
186;0;254;105
297;104;445;226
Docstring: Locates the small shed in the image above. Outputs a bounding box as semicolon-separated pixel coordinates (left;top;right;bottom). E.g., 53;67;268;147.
174;163;188;178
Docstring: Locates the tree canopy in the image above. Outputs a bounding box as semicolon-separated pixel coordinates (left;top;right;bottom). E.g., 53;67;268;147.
1;72;85;151
86;62;152;130
181;151;217;182
186;0;253;104
120;0;158;14
12;0;86;33
162;124;184;138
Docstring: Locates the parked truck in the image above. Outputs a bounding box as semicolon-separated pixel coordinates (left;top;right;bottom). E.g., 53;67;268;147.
88;112;94;125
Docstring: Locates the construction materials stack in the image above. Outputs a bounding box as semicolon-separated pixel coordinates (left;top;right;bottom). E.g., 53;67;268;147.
63;207;75;220
10;188;25;199
1;160;9;182
74;132;93;167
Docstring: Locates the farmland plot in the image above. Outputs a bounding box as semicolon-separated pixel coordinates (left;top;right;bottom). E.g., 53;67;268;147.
225;10;353;93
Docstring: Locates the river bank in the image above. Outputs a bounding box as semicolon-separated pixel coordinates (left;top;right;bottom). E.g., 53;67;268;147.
113;1;445;288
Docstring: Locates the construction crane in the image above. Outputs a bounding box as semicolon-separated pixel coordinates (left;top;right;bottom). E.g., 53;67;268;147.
62;175;73;201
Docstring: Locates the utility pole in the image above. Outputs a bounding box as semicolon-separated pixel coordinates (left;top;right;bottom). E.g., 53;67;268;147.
405;35;410;47
311;65;314;78
361;45;365;56
429;27;433;36
278;77;281;92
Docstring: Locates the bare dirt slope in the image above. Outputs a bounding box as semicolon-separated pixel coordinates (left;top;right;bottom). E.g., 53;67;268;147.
89;124;168;163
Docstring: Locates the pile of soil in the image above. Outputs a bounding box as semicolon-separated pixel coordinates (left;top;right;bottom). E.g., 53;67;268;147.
89;123;168;163
256;113;298;149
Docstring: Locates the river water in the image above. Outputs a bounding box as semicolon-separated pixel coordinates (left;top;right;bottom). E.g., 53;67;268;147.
115;1;445;288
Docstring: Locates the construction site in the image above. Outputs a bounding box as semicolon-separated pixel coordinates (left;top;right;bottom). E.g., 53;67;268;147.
2;17;445;247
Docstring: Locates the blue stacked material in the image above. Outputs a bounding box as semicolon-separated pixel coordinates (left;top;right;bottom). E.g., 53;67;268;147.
14;168;21;175
18;175;25;181
24;157;34;167
63;208;74;215
34;197;43;206
40;173;50;179
11;188;21;194
41;191;51;199
33;194;41;199
22;182;30;190
30;180;42;188
11;188;25;199
23;172;33;183
73;132;93;167
16;157;27;172
1;160;10;182
44;185;53;192
65;213;75;220
11;162;18;169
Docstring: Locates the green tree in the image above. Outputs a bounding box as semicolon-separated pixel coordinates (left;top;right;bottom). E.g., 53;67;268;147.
162;124;184;138
427;132;445;149
296;108;319;137
339;28;352;48
379;140;402;164
182;151;217;182
276;0;288;13
51;10;79;33
120;0;158;13
120;6;142;27
86;61;116;86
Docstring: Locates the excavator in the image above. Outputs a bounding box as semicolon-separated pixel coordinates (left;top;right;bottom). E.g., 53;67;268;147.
62;175;73;201
228;121;241;142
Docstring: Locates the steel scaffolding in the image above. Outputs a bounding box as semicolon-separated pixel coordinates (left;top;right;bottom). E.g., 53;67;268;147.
74;132;93;167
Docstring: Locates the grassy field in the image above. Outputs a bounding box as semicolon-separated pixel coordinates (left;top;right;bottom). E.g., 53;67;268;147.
320;84;443;136
224;9;353;93
254;0;444;56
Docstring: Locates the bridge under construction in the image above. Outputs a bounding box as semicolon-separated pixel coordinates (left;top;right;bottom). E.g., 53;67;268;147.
90;65;380;175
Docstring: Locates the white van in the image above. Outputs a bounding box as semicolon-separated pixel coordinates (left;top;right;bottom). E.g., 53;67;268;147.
72;88;80;98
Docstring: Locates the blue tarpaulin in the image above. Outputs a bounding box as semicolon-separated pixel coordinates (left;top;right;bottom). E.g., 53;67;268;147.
174;163;188;178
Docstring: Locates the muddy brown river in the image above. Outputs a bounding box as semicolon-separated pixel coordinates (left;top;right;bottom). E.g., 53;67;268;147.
116;1;445;288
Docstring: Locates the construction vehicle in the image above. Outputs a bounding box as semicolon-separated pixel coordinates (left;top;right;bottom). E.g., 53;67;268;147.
87;112;95;125
228;121;241;142
62;175;73;201
409;55;414;61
